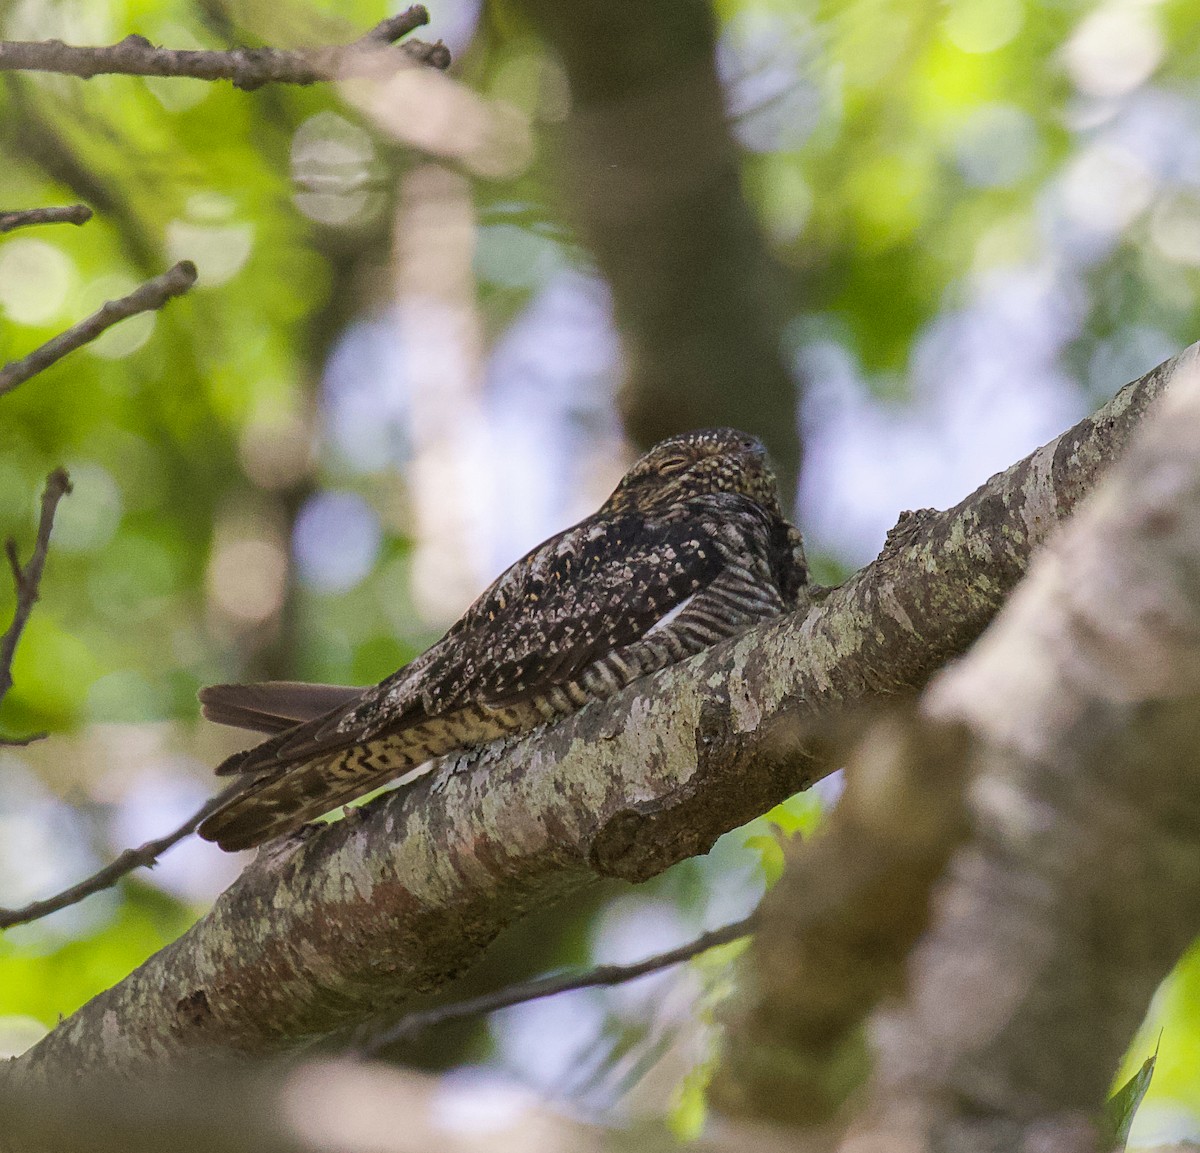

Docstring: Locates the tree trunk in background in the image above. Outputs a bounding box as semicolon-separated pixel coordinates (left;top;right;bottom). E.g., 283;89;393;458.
512;0;802;491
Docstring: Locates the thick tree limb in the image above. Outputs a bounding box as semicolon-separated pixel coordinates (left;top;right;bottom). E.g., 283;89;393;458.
0;9;450;91
0;260;196;397
0;204;91;232
710;715;970;1127
2;347;1183;1083
0;469;71;743
513;0;801;484
839;345;1200;1151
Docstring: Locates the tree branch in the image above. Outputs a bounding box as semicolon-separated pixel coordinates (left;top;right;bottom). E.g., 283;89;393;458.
0;469;71;743
360;914;756;1055
840;343;1200;1152
0;259;197;397
2;346;1182;1083
711;714;970;1127
0;9;450;91
0;204;92;232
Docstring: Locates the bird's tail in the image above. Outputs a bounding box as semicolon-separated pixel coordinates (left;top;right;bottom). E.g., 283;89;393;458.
198;759;389;852
199;681;361;735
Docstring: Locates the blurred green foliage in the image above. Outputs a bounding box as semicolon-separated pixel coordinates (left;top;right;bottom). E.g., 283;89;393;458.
0;0;408;735
1;0;1199;1141
0;0;421;1047
0;883;196;1025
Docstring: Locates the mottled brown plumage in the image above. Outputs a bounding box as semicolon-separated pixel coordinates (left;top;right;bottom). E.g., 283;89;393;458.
198;429;808;851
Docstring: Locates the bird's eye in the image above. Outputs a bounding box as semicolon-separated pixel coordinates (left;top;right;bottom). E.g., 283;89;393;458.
658;457;690;476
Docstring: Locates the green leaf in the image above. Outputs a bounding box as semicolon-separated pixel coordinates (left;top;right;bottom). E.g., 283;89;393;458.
743;833;786;886
1105;1042;1158;1150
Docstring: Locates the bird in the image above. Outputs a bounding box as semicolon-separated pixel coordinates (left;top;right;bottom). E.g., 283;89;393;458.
197;428;808;852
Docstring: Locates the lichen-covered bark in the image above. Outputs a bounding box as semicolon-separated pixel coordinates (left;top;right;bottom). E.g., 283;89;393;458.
5;348;1187;1083
841;345;1200;1151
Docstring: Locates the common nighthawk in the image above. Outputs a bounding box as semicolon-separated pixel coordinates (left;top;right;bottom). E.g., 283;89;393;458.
198;428;808;851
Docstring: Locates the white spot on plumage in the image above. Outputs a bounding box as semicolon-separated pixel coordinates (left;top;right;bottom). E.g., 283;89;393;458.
646;591;698;635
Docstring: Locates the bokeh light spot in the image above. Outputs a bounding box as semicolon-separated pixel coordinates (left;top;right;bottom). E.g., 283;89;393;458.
943;0;1024;55
293;491;382;594
1150;195;1200;267
0;239;75;325
208;537;288;625
1060;143;1155;236
167;213;254;287
50;462;122;554
1064;3;1163;99
291;111;384;228
954;104;1041;188
474;224;562;289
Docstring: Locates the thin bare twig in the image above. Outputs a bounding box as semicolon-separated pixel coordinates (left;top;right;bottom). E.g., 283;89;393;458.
0;468;71;740
0;783;243;930
359;913;757;1055
0;259;197;397
0;8;450;91
0;204;92;233
0;509;245;924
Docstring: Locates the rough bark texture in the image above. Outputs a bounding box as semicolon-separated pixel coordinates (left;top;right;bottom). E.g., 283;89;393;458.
839;343;1200;1151
513;0;802;484
3;348;1185;1083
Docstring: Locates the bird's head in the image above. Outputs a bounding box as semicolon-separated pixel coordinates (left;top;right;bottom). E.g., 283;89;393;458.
600;428;785;518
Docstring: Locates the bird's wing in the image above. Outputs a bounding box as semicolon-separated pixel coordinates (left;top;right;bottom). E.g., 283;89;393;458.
418;509;735;708
216;510;726;780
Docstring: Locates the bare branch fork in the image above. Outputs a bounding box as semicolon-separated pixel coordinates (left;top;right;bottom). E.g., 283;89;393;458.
0;469;72;746
0;204;92;233
2;347;1181;1081
0;259;197;397
0;7;451;90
